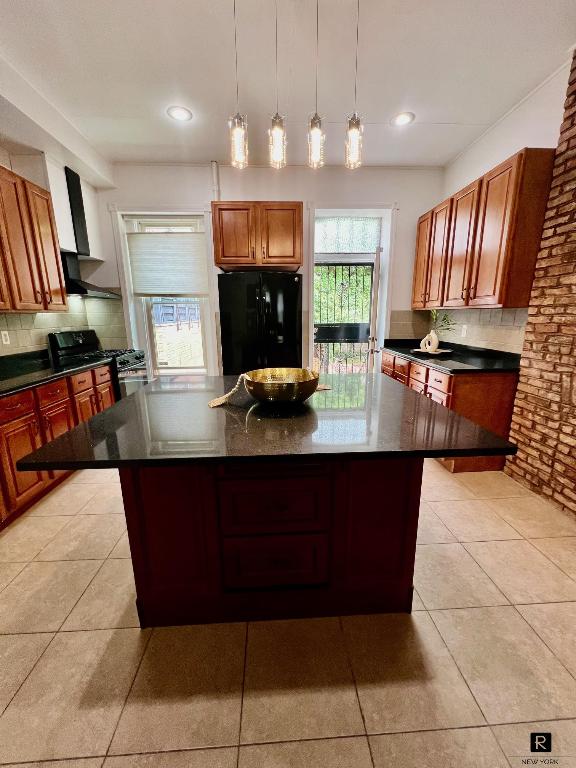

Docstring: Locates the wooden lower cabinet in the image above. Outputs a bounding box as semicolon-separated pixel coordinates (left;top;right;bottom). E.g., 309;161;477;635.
0;363;117;529
0;412;47;511
382;353;517;471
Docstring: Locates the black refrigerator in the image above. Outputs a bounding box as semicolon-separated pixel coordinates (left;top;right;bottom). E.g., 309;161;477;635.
218;272;302;375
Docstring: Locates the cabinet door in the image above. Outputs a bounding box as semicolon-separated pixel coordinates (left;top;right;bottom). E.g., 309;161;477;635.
41;398;76;480
74;390;98;423
469;154;520;306
259;202;303;267
212;202;257;267
24;181;68;310
444;180;481;307
425;199;452;308
411;212;432;309
95;382;115;412
0;166;43;311
0;413;46;511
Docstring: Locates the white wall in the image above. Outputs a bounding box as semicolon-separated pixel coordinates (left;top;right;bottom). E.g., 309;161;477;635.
91;163;443;312
444;61;570;196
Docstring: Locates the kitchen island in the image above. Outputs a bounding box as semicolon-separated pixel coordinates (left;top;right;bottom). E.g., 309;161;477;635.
19;373;515;627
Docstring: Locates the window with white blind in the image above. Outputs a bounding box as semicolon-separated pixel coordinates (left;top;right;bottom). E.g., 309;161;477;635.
123;215;215;375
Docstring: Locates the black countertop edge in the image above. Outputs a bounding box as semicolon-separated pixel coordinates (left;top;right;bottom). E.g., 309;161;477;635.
382;339;521;374
0;357;117;398
18;445;516;471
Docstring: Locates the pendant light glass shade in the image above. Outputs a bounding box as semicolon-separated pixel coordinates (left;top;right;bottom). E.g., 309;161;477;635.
269;113;287;169
229;113;248;169
344;112;363;169
308;113;325;169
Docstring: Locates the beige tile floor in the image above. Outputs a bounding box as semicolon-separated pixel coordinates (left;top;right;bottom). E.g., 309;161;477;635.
0;460;574;767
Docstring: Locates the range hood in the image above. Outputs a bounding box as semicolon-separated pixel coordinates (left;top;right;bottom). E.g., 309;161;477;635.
60;249;120;299
62;166;120;299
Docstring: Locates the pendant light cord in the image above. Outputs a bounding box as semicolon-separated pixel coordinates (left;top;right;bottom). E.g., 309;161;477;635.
275;0;279;113
315;0;319;113
233;0;240;111
353;0;360;111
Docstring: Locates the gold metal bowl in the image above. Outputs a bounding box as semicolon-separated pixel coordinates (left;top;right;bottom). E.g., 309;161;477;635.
244;368;319;403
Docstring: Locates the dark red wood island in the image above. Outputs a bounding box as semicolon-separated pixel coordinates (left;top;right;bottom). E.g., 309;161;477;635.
19;373;515;627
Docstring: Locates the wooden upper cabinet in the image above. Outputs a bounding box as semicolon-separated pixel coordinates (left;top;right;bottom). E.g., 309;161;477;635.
212;201;303;270
212;202;257;267
0;166;43;311
24;181;67;311
444;179;481;307
411;212;431;309
469;155;520;306
411;148;554;310
425;199;452;308
259;203;302;267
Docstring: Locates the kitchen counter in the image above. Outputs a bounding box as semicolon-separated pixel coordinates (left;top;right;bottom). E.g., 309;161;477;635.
19;372;515;627
382;340;520;374
0;350;116;398
19;373;514;469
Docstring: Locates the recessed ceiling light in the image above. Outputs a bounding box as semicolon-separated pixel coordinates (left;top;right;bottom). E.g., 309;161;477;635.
166;105;193;122
392;111;415;126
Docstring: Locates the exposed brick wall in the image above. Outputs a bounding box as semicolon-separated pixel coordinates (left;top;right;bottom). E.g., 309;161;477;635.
505;52;576;514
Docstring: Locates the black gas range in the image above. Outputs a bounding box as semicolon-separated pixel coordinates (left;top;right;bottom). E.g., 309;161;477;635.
47;330;146;374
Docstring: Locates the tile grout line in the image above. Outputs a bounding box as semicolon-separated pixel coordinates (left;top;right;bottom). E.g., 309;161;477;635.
525;537;576;584
509;603;576;683
235;621;249;768
337;615;377;768
103;625;155;761
0;562;28;598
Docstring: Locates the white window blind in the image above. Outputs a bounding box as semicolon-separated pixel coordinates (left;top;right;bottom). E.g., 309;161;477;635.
315;216;381;254
126;232;209;295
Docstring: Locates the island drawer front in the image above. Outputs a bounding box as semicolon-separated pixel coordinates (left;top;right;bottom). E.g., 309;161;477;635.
393;372;408;384
222;534;329;589
393;357;410;378
218;476;330;535
409;380;425;394
0;390;35;424
381;351;395;372
35;378;68;408
92;366;112;385
70;372;93;394
409;363;428;384
427;370;452;394
426;386;451;407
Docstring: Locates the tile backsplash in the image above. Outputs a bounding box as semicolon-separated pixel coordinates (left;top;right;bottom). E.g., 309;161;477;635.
389;308;528;354
0;296;128;356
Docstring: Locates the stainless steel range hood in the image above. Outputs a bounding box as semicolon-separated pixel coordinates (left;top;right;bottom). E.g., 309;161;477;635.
61;166;120;299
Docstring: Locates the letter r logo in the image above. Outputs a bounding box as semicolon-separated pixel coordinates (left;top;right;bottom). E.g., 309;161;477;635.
530;732;552;752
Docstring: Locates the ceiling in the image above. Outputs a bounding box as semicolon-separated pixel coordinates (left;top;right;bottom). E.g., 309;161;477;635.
0;0;574;167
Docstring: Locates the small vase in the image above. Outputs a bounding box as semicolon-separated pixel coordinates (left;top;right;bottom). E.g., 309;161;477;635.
420;329;439;353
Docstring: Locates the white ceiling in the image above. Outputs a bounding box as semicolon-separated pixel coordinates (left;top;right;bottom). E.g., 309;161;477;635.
0;0;574;167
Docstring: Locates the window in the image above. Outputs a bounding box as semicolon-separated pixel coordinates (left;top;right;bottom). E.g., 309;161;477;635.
124;216;215;375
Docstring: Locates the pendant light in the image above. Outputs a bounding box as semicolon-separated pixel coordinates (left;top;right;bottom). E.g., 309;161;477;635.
269;0;286;169
229;0;248;169
308;0;325;169
345;0;363;169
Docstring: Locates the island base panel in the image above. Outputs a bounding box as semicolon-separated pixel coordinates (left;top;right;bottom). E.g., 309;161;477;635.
119;456;423;627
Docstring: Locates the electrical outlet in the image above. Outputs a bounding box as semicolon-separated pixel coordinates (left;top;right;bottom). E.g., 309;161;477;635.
461;324;467;338
1;331;9;345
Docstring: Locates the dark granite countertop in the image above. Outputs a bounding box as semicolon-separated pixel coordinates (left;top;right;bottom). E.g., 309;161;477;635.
0;351;116;397
382;340;521;374
19;373;515;470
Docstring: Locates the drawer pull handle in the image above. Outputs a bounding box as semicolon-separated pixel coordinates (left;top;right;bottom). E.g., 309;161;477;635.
3;402;23;410
433;378;442;383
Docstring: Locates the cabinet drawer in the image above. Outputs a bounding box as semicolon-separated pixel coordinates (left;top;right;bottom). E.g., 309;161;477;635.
35;378;68;408
409;363;428;384
0;390;35;425
427;370;452;394
92;366;112;385
393;356;410;378
219;476;330;535
393;372;408;385
409;380;425;394
223;534;329;589
70;372;93;394
381;351;395;372
426;387;451;407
